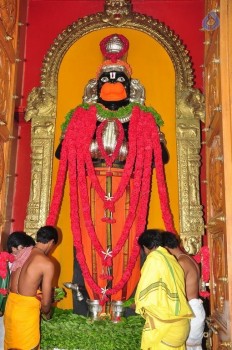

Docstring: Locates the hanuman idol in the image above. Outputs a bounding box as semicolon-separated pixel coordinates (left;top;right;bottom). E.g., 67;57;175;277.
47;34;174;313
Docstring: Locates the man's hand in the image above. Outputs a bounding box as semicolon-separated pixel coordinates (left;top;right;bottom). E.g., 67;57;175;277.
41;309;52;321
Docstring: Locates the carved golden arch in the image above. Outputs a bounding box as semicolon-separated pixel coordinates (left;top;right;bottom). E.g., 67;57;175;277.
24;0;205;254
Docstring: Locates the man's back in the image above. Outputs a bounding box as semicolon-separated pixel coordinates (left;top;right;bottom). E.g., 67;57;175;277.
135;229;193;350
4;225;58;350
136;247;193;320
11;248;54;297
177;253;200;300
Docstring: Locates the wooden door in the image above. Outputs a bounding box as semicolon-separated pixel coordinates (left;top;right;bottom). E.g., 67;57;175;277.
204;0;232;348
0;0;20;247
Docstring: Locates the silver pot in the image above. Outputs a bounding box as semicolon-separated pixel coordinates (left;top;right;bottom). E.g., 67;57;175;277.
111;300;124;323
86;299;102;321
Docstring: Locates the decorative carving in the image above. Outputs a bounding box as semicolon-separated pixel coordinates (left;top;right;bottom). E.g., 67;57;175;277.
25;87;56;122
0;46;11;122
177;88;205;122
0;142;5;193
176;88;205;251
129;79;145;105
83;79;98;104
0;0;18;235
102;0;133;25
181;235;201;255
209;135;223;217
24;87;56;230
210;232;228;319
40;3;195;90
33;122;54;136
24;0;205;253
220;342;232;349
0;0;17;36
208;66;221;120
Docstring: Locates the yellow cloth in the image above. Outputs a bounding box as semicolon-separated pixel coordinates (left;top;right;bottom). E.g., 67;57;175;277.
135;247;193;350
4;292;41;350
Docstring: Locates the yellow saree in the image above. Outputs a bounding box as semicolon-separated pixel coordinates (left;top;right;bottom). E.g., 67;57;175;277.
4;292;41;350
135;247;193;350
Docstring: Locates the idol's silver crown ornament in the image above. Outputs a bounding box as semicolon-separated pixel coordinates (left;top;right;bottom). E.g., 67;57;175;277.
106;35;124;53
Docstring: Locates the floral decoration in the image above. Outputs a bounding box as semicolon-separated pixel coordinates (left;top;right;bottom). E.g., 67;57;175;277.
0;288;8;296
0;252;14;279
0;251;14;297
61;103;164;134
47;104;174;303
194;246;210;298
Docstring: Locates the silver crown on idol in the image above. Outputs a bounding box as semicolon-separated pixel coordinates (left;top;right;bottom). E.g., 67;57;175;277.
97;34;132;78
105;35;125;54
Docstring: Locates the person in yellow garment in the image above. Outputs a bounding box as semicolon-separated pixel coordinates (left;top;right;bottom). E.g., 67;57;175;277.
0;231;36;349
4;226;58;350
135;229;193;350
162;231;206;350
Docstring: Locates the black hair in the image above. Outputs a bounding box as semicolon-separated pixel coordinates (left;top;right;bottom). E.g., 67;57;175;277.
162;231;180;249
138;229;165;250
7;231;35;253
36;226;58;245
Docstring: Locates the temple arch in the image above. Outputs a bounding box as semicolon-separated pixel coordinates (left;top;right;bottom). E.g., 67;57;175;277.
24;1;205;306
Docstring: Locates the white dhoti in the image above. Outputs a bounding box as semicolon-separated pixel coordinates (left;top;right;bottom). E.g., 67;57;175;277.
186;298;206;350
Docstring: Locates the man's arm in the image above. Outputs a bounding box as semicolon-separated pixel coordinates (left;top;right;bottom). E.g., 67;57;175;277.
41;260;55;319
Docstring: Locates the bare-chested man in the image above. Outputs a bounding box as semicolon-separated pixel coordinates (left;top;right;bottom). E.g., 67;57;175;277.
4;226;58;350
162;231;206;350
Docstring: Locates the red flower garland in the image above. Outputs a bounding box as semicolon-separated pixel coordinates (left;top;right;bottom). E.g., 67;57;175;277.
0;288;8;296
194;246;210;282
194;245;210;298
0;252;14;279
47;105;175;301
152;126;175;232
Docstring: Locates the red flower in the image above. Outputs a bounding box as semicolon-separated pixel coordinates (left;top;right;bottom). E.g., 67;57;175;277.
194;246;210;282
0;252;14;279
0;288;8;296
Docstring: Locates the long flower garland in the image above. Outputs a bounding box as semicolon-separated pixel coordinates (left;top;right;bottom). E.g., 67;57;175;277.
0;252;14;279
47;104;175;301
194;246;210;298
0;251;14;296
78;108;146;265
